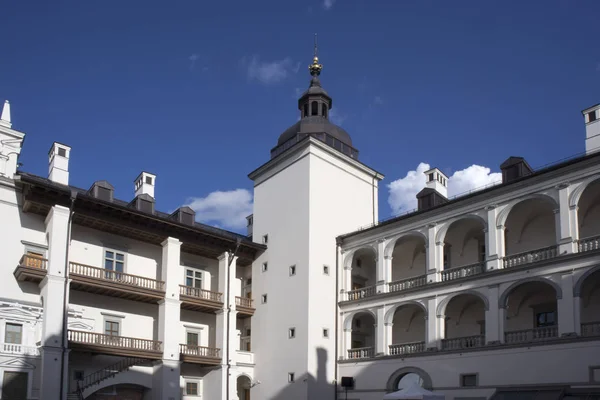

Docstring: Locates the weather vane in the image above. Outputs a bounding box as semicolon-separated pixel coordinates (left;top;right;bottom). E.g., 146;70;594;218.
309;33;323;76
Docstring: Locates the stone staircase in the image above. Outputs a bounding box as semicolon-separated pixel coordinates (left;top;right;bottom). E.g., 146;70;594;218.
71;357;148;398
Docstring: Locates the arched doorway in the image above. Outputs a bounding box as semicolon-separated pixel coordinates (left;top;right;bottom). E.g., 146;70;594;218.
237;375;251;400
386;367;433;391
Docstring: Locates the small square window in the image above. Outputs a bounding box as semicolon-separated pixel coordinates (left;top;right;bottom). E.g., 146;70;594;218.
262;234;268;244
145;176;153;185
589;111;598;123
261;294;267;304
323;265;329;275
74;370;84;381
262;262;268;272
460;373;478;387
288;373;295;383
289;328;296;338
289;265;296;276
247;278;252;285
185;381;199;395
323;329;329;338
58;147;66;157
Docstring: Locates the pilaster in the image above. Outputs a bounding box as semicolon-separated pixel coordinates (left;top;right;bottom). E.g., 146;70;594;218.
375;307;385;355
558;272;577;337
152;359;181;400
425;298;439;350
376;239;388;293
485;205;502;271
159;238;182;362
485;285;500;344
426;224;440;283
342;328;352;359
557;184;577;254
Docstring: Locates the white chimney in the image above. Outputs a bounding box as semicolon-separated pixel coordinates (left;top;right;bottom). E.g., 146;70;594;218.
0;100;11;128
134;171;156;198
424;167;448;198
583;103;600;155
48;142;71;185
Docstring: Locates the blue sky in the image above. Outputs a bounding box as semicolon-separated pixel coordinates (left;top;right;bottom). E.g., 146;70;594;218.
1;1;599;232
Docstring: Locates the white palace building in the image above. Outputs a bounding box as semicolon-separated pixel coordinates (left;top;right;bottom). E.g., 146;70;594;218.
0;50;600;400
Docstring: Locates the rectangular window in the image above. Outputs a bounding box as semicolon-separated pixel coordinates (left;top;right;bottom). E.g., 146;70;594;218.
58;147;67;157
323;265;329;275
536;311;556;328
74;370;84;381
261;294;267;304
262;234;268;244
185;269;202;288
262;262;268;272
5;323;22;344
589;111;598;123
460;373;478;387
187;332;199;346
289;265;296;276
2;371;28;398
185;381;199;395
104;250;124;272
479;242;486;263
289;328;295;339
323;329;329;338
104;321;119;336
288;373;295;383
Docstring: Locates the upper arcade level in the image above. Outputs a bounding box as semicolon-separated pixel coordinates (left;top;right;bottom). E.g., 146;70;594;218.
338;151;600;303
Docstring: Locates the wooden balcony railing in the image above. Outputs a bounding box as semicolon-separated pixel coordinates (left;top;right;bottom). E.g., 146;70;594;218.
504;326;558;344
347;285;376;301
579;235;600;253
19;254;47;270
441;334;485;350
347;347;374;359
503;245;558;269
441;262;485;282
581;321;600;337
236;296;253;308
388;275;427;293
389;341;425;356
1;343;40;356
68;330;162;353
179;285;223;302
69;262;165;291
179;344;220;358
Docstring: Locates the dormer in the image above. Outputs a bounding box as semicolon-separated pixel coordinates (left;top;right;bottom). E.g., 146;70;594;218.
88;181;114;202
129;193;155;214
500;157;533;184
170;206;196;226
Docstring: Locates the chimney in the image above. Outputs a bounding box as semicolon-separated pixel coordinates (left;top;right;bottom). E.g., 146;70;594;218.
246;214;254;237
416;168;448;211
48;142;71;185
583;103;600;155
134;172;156;198
500;156;533;184
0;100;11;128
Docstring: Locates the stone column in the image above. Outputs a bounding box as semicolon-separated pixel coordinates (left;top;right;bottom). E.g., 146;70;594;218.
342;328;352;359
557;184;577;254
376;239;388;294
40;205;70;400
573;296;582;336
485;285;500;344
342;264;352;301
485;205;502;271
498;306;506;344
426;224;440;283
425;298;440;350
154;237;182;400
375;307;386;355
557;272;577;337
384;323;393;354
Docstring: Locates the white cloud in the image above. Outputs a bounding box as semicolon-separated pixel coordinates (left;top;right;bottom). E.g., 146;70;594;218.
185;189;253;231
387;163;501;214
324;0;336;9
329;107;347;125
245;55;296;85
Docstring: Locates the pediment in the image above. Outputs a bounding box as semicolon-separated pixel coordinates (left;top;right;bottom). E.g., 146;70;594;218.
0;304;42;320
68;321;94;331
0;358;36;369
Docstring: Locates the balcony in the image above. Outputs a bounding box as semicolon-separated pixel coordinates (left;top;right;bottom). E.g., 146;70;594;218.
503;246;558;269
179;344;221;365
235;296;255;317
1;343;40;356
579;235;600;253
504;327;558;344
14;254;47;283
347;347;374;359
179;285;223;312
441;262;485;282
389;341;426;356
441;334;485;351
388;275;427;293
69;262;165;303
347;285;376;301
68;330;162;359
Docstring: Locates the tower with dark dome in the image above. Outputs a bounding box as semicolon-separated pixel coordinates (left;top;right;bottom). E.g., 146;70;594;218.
248;37;383;400
271;39;358;160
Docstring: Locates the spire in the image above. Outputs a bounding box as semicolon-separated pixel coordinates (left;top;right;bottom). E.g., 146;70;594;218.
309;33;323;77
0;100;11;128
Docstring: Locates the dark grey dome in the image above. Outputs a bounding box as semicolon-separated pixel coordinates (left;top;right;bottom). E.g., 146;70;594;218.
277;116;352;146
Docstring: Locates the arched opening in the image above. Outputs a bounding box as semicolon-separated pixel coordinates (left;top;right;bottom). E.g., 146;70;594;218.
504;197;558;267
323;106;328;118
390;304;426;355
441;217;486;281
441;293;486;350
303;103;308;118
580;268;600;337
237;375;251;400
577;179;600;251
311;101;318;116
386;367;433;391
503;280;559;344
390;234;427;292
87;383;148;399
348;247;377;300
348;312;375;359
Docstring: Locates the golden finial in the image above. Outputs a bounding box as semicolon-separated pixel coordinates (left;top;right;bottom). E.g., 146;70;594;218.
309;33;323;76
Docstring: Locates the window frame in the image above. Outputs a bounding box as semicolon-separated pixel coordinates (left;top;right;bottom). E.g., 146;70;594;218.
323;265;329;275
261;294;267;304
4;323;23;345
288;372;295;383
104;320;120;337
288;327;296;339
103;248;126;273
185;268;203;289
289;265;296;276
459;373;478;387
323;328;329;338
262;234;268;244
184;380;200;396
262;262;268;272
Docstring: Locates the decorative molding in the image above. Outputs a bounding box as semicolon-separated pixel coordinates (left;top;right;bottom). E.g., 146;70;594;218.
100;311;125;319
0;358;36;369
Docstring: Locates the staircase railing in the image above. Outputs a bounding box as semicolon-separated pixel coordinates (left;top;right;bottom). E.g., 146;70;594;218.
74;356;146;393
